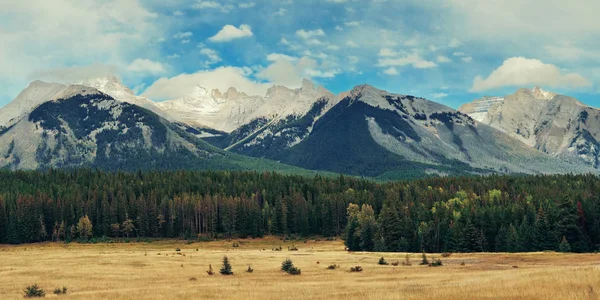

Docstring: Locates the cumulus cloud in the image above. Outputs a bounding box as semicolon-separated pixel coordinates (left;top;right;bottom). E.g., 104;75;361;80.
192;1;234;13
432;93;448;99
209;24;253;42
470;57;592;92
0;0;160;100
143;67;271;100
173;32;193;39
28;64;119;83
377;53;437;69
296;29;326;39
126;59;167;75
257;55;339;86
199;48;222;67
437;55;452;63
266;53;298;62
383;67;399;75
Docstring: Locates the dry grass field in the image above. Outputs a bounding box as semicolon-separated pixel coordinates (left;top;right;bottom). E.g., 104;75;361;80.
1;238;599;299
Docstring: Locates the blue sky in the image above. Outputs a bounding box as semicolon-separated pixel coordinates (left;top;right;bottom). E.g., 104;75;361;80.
1;0;599;109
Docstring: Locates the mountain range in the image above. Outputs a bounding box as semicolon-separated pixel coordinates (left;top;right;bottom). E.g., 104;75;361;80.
0;77;597;179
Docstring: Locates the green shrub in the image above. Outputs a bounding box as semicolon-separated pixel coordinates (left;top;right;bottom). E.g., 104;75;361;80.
287;266;301;275
402;253;412;266
246;265;254;273
24;284;45;298
53;286;67;295
420;252;429;265
327;264;339;270
281;259;294;272
378;257;389;265
429;258;443;267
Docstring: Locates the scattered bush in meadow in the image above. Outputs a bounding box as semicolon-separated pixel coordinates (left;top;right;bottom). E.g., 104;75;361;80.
429;258;443;267
420;252;429;265
246;265;254;273
350;266;363;272
24;284;45;298
207;264;215;275
378;257;389;265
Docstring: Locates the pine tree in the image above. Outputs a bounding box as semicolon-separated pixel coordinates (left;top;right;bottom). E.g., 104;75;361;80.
558;236;571;253
344;216;360;251
220;256;233;275
379;205;402;251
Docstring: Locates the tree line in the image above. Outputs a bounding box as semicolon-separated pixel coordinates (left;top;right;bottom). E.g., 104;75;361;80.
0;169;598;253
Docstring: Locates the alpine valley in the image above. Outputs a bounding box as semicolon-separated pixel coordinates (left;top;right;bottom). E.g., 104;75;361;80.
0;77;597;180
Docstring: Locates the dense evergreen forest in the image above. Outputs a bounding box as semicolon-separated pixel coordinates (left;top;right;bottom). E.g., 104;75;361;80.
0;169;598;253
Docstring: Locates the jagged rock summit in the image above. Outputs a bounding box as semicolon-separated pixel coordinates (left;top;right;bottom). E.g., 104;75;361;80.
460;87;600;168
156;78;335;132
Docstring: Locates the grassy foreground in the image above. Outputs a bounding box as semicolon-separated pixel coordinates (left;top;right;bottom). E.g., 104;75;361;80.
1;238;599;300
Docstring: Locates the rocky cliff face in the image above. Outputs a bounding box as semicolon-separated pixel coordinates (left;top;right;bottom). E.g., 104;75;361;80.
461;87;600;168
156;79;335;132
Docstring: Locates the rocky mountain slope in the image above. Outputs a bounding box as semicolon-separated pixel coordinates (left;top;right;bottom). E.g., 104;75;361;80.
460;87;600;168
207;85;593;178
457;96;504;122
0;84;316;174
156;79;335;133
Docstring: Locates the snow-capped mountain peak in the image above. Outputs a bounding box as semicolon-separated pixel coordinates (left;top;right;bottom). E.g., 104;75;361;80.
81;76;134;96
531;86;557;100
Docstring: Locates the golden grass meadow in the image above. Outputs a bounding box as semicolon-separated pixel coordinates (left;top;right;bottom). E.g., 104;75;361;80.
1;238;599;300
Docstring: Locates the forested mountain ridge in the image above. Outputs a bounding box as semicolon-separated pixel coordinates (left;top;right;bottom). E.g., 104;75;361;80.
0;169;597;253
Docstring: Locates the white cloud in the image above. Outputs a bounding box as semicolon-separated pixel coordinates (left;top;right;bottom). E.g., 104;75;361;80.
143;67;271;100
199;48;222;66
238;2;255;8
267;53;298;62
448;38;462;48
167;53;180;59
377;53;437;69
257;56;339;86
437;55;452;63
209;24;253;42
470;57;592;92
432;93;448;99
192;1;234;13
379;48;398;57
28;64;118;83
0;0;160;100
173;32;193;39
383;67;398;75
344;21;361;27
126;59;166;75
346;40;359;48
544;44;600;61
274;8;287;16
461;56;473;63
453;52;466;57
296;29;326;39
